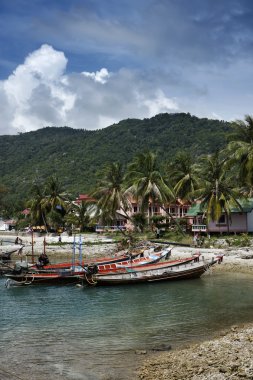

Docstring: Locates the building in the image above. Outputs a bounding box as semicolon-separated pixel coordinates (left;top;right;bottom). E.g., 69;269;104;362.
0;218;16;231
186;199;253;234
113;199;191;232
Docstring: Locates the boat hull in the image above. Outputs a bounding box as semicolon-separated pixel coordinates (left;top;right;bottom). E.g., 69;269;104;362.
85;260;215;286
4;273;82;286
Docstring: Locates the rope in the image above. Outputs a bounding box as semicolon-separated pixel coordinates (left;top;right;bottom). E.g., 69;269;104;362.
84;273;97;285
24;275;34;285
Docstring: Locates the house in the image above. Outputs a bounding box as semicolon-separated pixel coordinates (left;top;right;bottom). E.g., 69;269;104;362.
186;199;253;234
113;199;191;231
75;194;96;204
21;208;30;217
74;193;191;232
0;218;16;231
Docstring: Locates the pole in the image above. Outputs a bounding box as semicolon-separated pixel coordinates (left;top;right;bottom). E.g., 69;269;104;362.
72;234;76;273
43;237;46;255
31;229;34;264
79;234;82;266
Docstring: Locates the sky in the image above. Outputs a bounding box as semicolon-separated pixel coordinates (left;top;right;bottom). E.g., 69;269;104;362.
1;0;253;135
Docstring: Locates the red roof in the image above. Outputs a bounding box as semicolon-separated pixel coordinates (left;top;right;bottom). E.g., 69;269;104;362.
75;194;96;203
22;208;30;215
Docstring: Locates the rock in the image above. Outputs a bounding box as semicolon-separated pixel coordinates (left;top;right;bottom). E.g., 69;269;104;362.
151;344;172;352
137;324;253;380
135;350;147;355
219;366;229;373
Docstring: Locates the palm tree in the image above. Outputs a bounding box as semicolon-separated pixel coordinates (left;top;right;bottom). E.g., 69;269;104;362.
42;176;69;216
167;151;200;201
65;200;96;232
27;182;48;229
125;151;176;227
195;151;241;231
92;162;131;226
39;176;70;231
227;115;253;195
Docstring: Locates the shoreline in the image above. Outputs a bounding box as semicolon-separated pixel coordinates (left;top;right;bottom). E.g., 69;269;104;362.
137;322;253;380
2;232;253;265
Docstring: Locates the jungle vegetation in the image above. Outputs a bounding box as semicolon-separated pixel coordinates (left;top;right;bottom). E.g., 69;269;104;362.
1;112;252;234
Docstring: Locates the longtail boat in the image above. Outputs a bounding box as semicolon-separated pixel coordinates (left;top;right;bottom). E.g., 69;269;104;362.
0;245;23;262
30;246;171;271
4;272;81;287
3;252;207;287
82;255;222;286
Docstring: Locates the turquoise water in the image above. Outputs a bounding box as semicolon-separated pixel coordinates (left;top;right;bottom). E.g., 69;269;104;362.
0;272;253;380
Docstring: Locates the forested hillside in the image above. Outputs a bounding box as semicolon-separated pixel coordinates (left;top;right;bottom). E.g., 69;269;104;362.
0;113;231;205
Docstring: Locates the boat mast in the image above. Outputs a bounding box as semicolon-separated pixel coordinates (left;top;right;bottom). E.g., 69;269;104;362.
79;234;82;266
43;236;46;255
72;235;76;272
31;229;34;263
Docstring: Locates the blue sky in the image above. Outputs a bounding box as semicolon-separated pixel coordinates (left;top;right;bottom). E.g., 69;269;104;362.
1;0;253;134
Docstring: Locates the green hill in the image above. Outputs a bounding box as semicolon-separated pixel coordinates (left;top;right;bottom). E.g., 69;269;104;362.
0;112;231;204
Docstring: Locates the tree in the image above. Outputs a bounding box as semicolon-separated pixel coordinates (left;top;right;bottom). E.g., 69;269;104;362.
42;176;69;217
131;212;147;233
27;182;48;228
125;151;175;225
0;184;8;215
27;177;69;231
195;151;241;230
227;115;253;195
65;200;96;232
92;162;131;225
167;151;200;201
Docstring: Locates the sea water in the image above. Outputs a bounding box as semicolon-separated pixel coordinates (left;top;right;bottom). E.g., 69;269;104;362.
0;272;253;380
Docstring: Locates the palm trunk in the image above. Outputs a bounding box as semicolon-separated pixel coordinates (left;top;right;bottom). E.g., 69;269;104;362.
41;211;48;233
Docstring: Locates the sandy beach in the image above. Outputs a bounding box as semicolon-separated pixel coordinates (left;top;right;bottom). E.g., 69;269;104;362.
2;232;253;271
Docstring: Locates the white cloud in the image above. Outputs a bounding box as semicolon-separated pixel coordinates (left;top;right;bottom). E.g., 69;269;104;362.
82;68;110;84
0;44;180;134
142;90;178;116
2;44;76;133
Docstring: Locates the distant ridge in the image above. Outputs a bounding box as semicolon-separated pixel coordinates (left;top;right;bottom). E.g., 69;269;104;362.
0;112;231;203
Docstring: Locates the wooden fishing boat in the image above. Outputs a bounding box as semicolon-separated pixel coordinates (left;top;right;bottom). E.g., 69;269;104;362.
82;256;221;286
96;253;200;274
30;246;171;271
4;272;82;288
0;245;23;262
4;248;172;286
29;251;141;271
3;252;202;287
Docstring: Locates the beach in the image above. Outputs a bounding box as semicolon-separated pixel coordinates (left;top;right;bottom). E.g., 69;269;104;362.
2;232;253;271
137;323;253;380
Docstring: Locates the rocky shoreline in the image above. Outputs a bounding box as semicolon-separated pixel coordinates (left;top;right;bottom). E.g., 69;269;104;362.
137;323;253;380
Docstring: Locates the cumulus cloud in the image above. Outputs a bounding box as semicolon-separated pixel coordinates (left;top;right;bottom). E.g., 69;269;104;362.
82;68;110;84
0;44;179;134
